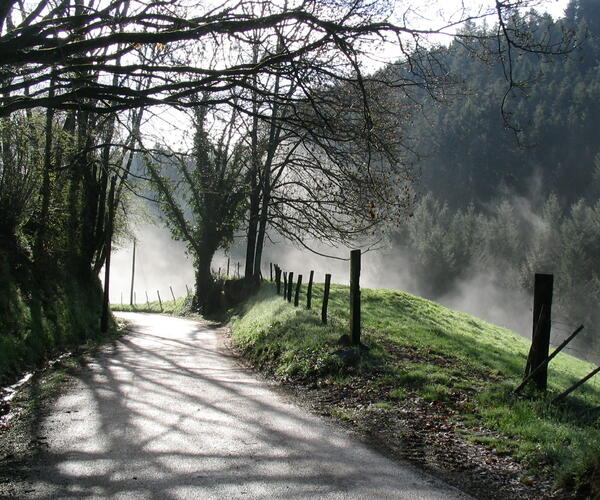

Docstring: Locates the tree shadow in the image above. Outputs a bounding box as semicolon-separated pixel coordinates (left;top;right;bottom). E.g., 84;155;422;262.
17;312;448;499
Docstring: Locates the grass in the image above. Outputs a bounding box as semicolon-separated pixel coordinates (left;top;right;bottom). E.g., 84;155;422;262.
110;295;193;315
230;281;600;494
0;248;111;385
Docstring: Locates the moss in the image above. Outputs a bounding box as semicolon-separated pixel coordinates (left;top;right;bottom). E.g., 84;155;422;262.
0;245;111;384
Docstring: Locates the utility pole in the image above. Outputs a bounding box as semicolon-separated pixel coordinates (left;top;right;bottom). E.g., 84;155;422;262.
129;237;136;306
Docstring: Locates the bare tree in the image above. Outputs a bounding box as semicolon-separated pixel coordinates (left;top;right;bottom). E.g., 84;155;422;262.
146;102;249;313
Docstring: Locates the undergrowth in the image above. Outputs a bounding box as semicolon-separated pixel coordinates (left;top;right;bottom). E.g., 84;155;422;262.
0;247;113;385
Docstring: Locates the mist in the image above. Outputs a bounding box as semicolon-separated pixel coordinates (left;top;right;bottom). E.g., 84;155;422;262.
102;164;600;367
105;220;534;341
104;223;195;305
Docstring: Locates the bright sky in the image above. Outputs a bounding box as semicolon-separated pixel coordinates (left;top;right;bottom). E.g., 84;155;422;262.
365;0;571;67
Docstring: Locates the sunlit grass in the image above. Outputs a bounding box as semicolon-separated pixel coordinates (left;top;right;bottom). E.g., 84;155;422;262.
110;295;191;315
231;281;600;490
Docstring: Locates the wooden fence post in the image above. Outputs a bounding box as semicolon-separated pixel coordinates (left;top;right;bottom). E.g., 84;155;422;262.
227;257;230;277
270;263;273;282
287;272;294;302
283;271;287;298
170;286;176;302
145;291;150;308
294;275;302;306
350;249;361;345
307;270;314;309
526;273;554;391
237;262;240;278
322;274;331;324
157;290;163;311
515;325;585;394
276;267;281;294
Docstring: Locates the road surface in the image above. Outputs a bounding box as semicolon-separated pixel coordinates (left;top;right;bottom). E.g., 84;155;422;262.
19;312;471;499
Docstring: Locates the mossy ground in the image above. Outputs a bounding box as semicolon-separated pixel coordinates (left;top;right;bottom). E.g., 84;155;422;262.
0;246;113;385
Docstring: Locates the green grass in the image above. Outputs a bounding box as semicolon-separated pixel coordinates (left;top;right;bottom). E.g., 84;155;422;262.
110;295;192;315
231;281;600;493
0;249;112;384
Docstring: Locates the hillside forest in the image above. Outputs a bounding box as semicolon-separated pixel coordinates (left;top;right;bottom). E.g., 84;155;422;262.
393;0;600;358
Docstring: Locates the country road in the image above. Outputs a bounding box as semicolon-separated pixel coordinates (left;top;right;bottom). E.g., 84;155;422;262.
16;312;472;499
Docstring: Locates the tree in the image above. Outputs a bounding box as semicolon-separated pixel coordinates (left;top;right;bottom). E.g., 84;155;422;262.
0;0;572;117
147;103;248;313
0;0;576;313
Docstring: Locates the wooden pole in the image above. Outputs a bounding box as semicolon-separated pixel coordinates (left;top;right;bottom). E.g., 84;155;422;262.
157;290;162;311
515;325;585;394
350;249;361;345
528;274;554;390
307;270;314;309
524;305;545;378
283;272;287;299
237;262;240;278
170;286;176;302
287;272;294;302
129;237;136;306
553;364;600;404
322;274;331;324
275;266;281;294
294;275;302;306
227;257;230;277
270;263;273;282
145;291;150;308
218;267;221;277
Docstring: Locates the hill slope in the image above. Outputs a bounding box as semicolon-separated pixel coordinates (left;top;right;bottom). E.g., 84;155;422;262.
230;282;600;499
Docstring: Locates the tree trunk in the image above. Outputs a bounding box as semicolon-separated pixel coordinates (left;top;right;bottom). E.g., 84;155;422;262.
34;75;55;262
244;175;260;279
254;176;269;279
245;41;261;279
193;246;218;315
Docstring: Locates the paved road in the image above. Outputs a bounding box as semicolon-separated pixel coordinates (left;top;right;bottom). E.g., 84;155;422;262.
20;312;471;499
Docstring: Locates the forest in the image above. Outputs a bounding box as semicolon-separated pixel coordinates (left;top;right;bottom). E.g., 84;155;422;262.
393;0;600;356
0;0;598;384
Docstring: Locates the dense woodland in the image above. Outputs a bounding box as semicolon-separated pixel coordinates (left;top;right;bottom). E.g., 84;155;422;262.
0;0;597;383
393;0;600;355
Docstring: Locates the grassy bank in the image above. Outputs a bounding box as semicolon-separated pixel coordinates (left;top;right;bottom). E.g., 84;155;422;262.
230;282;600;497
0;248;115;385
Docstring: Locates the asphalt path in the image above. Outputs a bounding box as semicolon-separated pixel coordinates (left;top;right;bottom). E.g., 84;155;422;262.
19;312;472;499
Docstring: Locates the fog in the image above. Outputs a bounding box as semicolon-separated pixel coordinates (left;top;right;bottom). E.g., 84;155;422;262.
105;221;535;341
106;223;195;305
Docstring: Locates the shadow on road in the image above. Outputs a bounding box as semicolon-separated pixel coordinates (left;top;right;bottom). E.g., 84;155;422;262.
20;312;467;499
